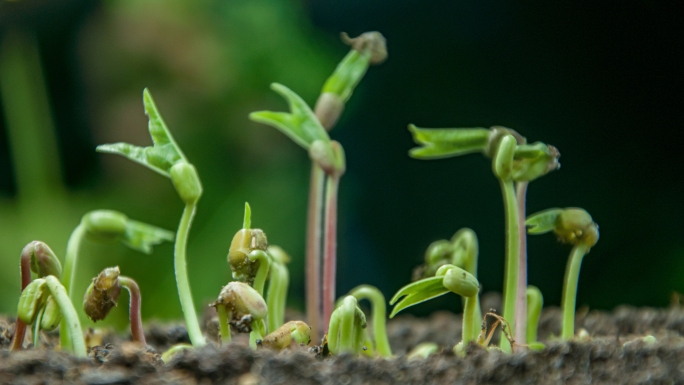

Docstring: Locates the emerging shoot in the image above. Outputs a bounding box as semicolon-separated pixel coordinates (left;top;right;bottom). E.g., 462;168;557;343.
211;281;268;348
266;246;291;333
258;321;311;350
228;203;270;295
327;296;367;355
526;286;544;349
344;285;392;357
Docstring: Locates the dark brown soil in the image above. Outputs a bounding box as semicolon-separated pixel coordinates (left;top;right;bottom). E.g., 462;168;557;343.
2;301;684;384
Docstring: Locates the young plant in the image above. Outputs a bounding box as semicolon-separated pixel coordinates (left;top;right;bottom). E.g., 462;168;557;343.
407;342;439;360
83;266;146;345
526;286;544;350
249;83;346;334
525;208;599;340
258;321;311;350
266;246;290;333
408;125;559;350
327;295;367;355
60;209;173;349
97;89;205;347
10;241;62;351
342;285;391;357
211;281;268;349
228;203;270;295
390;264;479;356
17;276;86;357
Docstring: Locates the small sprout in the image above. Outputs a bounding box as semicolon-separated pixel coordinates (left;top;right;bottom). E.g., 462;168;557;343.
526;286;543;345
228;203;270;294
28;241;62;278
526;207;599;340
266;246;291;333
259;321;311;350
623;335;658;349
161;343;193;363
327;296;367;355
212;281;268;348
407;342;439;360
408;125;491;159
343;285;392;357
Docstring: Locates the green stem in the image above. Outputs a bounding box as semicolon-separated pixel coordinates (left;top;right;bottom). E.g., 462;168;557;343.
44;276;86;357
117;276;146;345
462;296;477;347
60;222;86;350
499;180;519;353
322;176;340;329
526;286;543;343
161;343;192;363
267;261;289;333
33;307;44;348
327;307;340;354
10;244;33;351
216;305;231;344
248;250;270;297
460;232;482;342
338;297;355;354
514;181;529;345
306;164;325;342
175;203;205;347
249;319;265;349
561;243;589;340
348;285;391;357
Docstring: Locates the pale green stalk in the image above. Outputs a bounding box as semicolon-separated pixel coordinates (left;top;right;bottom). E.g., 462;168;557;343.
249;319;265;349
561;243;589;340
45;276;86;357
348;285;391;357
499;180;519;353
59;223;85;350
32;307;44;348
463;296;477;346
216;305;231;344
267;262;289;333
249;251;270;296
175;204;205;347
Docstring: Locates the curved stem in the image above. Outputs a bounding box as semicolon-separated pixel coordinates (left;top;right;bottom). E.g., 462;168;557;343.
216;305;231;344
338;297;355;354
44;275;86;357
267;261;289;333
499;180;520;353
10;244;33;350
118;276;146;345
248;250;270;297
60;223;85;350
175;203;205;347
161;343;192;363
526;286;543;343
514;181;529;345
327;308;340;354
322;176;340;330
32;306;44;348
348;285;391;357
561;243;589;340
306;164;325;342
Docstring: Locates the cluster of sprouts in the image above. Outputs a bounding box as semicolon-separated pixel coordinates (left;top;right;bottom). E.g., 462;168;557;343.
5;29;626;362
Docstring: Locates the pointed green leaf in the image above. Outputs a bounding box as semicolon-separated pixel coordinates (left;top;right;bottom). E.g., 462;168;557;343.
390;276;444;305
122;219;175;254
390;285;450;318
525;208;564;235
408;125;490;159
97;88;187;177
249;83;330;150
243;202;251;230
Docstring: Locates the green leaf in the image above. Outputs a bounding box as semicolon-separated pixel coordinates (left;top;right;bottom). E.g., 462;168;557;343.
321;50;370;103
249;83;330;150
408;125;490;159
390;276;444;304
525;208;564;235
390;284;450;318
122;219;175;254
97;88;187;177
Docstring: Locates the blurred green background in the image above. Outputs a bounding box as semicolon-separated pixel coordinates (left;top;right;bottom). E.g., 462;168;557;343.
0;0;682;331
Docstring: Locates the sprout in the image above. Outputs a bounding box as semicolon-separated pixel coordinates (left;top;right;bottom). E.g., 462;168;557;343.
266;246;291;333
258;321;311;350
228;203;270;295
407;342;439;360
327;296;367;355
526;286;543;345
526;207;599;340
83;266;147;345
342;285;392;357
211;281;268;349
391;265;480;356
97;89;205;347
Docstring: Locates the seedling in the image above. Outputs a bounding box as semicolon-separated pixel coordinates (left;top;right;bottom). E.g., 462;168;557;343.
342;285;392;357
211;281;268;349
60;209;172;349
390;264;480;355
525;207;599;340
83;267;146;345
407;342;439;360
17;276;86;357
525;286;544;350
10;241;62;351
266;246;291;333
408;125;559;351
97;89;205;347
327;295;367;355
258;321;311;350
228;203;270;296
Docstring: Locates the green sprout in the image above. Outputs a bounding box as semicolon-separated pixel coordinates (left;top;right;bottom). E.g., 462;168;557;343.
408;125;559;351
60;209;173;349
228;203;270;295
10;241;62;351
342;285;391;357
249;83;346;336
390;264;479;356
407;342;439;360
83;267;146;345
266;246;291;333
526;207;599;340
211;281;268;349
96;89;205;347
526;286;544;350
17;276;86;357
258;321;311;350
327;295;367;355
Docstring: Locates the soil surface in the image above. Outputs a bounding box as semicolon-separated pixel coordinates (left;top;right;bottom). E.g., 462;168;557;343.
2;301;684;384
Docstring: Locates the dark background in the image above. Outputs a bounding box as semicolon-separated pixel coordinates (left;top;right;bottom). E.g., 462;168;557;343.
0;0;682;327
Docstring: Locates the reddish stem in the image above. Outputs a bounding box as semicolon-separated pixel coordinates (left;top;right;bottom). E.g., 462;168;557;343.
322;176;339;330
514;182;529;344
118;276;146;345
10;242;35;350
306;165;325;341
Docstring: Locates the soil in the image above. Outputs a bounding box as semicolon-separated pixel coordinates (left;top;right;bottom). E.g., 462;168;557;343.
2;298;684;384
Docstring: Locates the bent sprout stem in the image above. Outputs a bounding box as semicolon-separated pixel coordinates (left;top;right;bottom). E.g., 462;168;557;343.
514;181;529;345
562;243;589;340
305;164;325;341
347;285;391;357
59;223;86;351
44;276;86;357
10;243;34;351
267;259;289;333
322;175;340;329
118;276;146;345
176;203;205;347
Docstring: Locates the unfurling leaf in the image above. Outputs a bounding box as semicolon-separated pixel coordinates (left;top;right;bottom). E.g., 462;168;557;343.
525;208;564;235
122;219;175;254
408;125;491;159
